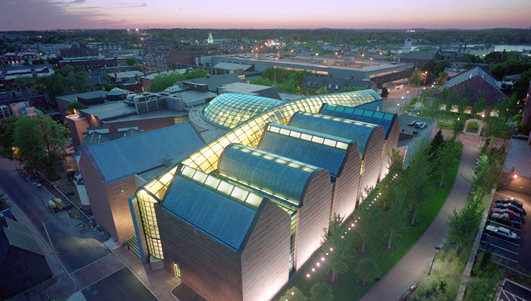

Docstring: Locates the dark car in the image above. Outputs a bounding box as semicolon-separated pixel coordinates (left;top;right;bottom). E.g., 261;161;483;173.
491;212;521;227
496;198;523;208
495;203;526;215
492;208;524;222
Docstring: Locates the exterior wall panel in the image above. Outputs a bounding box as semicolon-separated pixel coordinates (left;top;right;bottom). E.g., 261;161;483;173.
242;201;290;301
79;150;118;239
332;146;361;220
359;127;385;203
381;119;401;178
296;169;332;269
104;177;137;244
159;209;243;301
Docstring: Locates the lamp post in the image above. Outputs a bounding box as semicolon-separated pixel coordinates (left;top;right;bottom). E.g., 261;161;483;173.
427;246;441;276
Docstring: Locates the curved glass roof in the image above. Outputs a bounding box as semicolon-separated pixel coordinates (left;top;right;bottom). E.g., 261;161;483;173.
260;123;353;178
134;89;381;259
290;112;382;158
184;90;381;174
219;144;321;205
203;93;285;129
320;104;397;139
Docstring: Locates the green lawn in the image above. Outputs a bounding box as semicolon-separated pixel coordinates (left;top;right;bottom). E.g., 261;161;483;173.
277;149;462;301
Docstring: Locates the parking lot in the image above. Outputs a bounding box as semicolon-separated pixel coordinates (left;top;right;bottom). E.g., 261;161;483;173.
480;190;531;274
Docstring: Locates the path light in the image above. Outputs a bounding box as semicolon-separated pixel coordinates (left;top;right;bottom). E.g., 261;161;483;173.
316;262;321;267
306;273;311;278
330;247;334;252
513;173;518;179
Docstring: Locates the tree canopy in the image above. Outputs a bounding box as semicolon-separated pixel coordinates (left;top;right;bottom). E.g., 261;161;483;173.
11;116;68;179
148;68;209;92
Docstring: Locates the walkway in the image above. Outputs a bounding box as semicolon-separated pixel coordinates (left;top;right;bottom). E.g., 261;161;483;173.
360;138;479;301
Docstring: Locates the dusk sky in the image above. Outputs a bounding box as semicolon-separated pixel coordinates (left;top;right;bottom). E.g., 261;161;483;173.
1;0;530;31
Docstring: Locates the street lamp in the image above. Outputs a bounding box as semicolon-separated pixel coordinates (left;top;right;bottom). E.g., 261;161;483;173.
428;246;441;276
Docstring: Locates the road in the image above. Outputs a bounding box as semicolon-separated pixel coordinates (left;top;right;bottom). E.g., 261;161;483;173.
360;137;479;301
0;156;108;272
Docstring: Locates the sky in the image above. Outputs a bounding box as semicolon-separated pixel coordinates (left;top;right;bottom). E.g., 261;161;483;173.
0;0;530;31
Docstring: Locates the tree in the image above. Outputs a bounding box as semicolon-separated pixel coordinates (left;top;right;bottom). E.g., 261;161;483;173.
278;287;307;301
66;101;86;115
12;116;68;179
403;142;432;225
434;139;460;188
310;282;333;301
322;214;350;283
410;71;422;86
126;57;138;66
447;200;481;253
355;258;380;287
0;115;18;159
354;207;374;254
377;184;408;250
453;116;466;135
429;130;444;155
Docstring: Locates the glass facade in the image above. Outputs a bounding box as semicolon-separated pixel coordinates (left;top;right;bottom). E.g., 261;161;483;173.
135;90;381;260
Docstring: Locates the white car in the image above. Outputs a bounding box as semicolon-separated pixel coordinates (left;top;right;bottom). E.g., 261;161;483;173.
485;225;519;241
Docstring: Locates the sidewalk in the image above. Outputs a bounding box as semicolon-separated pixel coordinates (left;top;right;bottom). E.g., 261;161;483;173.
360;140;479;301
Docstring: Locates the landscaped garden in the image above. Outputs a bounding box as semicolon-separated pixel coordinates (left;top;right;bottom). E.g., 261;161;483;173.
276;133;463;300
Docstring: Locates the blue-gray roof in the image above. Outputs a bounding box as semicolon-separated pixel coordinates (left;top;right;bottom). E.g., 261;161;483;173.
290;112;382;158
219;144;322;205
162;175;258;252
320;104;397;139
86;123;204;183
260;123;352;179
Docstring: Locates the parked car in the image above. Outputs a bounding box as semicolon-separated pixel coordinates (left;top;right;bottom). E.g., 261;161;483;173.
485;225;519;241
490;213;521;227
495;203;526;215
492;208;524;222
496;198;523;208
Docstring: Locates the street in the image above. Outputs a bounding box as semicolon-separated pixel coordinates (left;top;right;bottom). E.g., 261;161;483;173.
0;156;108;273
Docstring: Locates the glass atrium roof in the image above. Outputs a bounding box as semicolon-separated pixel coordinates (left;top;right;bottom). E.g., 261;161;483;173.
203;93;285;129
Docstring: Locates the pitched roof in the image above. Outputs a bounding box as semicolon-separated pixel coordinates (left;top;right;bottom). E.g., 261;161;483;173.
85;123;204;183
260;123;353;178
0;218;44;261
320;104;397;139
442;66;506;106
162;175;259;252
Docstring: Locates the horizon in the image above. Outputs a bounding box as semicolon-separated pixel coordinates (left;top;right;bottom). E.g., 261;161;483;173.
1;0;530;32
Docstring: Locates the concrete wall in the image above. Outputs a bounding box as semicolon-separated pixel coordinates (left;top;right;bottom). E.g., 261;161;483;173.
296;169;332;270
241;201;290;301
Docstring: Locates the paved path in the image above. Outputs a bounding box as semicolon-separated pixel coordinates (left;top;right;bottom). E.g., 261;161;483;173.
360;140;479;301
